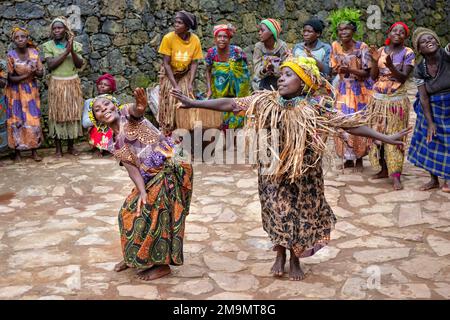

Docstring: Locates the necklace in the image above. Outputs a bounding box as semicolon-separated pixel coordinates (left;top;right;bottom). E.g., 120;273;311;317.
55;41;66;50
278;96;305;108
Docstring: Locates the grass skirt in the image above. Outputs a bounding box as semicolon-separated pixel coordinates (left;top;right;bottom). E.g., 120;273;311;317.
47;75;83;139
367;91;410;175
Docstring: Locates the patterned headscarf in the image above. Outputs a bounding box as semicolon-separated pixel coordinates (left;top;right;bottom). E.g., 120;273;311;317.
213;24;236;38
412;27;441;53
176;11;198;30
280;56;321;91
96;73;117;93
50;16;74;39
260;19;282;41
88;94;121;132
385;22;410;46
10;27;37;49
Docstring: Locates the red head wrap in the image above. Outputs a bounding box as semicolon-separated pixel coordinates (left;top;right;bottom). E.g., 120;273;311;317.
96;73;117;93
385;22;410;45
213;24;236;38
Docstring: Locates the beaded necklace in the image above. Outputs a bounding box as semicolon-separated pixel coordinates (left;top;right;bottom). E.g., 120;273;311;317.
278;95;306;108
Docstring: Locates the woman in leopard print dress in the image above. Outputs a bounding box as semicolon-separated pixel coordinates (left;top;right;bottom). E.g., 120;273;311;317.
171;56;409;280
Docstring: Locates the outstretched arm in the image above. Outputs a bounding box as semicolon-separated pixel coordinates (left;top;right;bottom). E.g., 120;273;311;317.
129;88;148;118
170;89;235;112
346;125;411;146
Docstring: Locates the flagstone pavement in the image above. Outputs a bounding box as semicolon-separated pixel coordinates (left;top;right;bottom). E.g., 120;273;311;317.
0;141;449;300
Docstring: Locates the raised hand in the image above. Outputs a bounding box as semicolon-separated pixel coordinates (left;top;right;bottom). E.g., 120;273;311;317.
369;45;381;62
68;35;74;48
385;54;394;68
134;87;148;112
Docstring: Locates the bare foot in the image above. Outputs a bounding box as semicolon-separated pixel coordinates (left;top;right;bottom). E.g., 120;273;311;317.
114;260;129;272
344;160;355;168
68;147;79;156
55;151;63;158
136;265;171;281
289;256;305;281
372;169;388;179
420;180;440;191
353;158;363;173
32;151;43;162
93;149;103;158
442;182;450;193
393;176;403;190
270;246;286;277
14;154;22;162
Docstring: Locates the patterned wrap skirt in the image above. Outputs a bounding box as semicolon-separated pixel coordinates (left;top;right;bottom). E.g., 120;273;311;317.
408;92;450;179
118;160;193;269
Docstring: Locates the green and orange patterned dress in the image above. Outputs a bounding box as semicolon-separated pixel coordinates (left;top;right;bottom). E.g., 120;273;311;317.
112;104;193;269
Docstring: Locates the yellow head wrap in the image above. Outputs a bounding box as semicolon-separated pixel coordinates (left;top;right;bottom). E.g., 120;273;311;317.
280;56;321;91
10;27;37;49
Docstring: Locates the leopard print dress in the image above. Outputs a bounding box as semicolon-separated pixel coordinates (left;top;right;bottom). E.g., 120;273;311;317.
233;91;367;258
258;148;335;258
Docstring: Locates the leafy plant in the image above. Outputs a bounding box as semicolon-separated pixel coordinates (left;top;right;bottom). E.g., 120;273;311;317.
328;8;364;41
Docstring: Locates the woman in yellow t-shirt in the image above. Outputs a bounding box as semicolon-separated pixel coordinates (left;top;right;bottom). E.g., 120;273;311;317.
158;10;203;134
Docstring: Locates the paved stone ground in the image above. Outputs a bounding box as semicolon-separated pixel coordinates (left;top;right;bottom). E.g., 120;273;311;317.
0;141;449;300
0;83;449;300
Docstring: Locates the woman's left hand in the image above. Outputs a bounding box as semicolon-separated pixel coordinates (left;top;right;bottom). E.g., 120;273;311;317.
170;89;195;108
134;87;148;111
136;191;147;217
386;127;412;146
385;54;394;68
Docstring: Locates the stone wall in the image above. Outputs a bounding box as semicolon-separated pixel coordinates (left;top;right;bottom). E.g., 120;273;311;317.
0;0;449;144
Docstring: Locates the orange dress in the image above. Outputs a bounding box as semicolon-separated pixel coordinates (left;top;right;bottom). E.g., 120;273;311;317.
330;41;373;160
5;48;43;150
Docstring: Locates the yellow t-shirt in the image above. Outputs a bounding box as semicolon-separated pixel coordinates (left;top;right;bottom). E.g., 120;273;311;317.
158;31;203;73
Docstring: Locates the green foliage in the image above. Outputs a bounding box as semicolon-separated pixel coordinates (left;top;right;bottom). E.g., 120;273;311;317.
131;73;153;89
328;8;363;41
